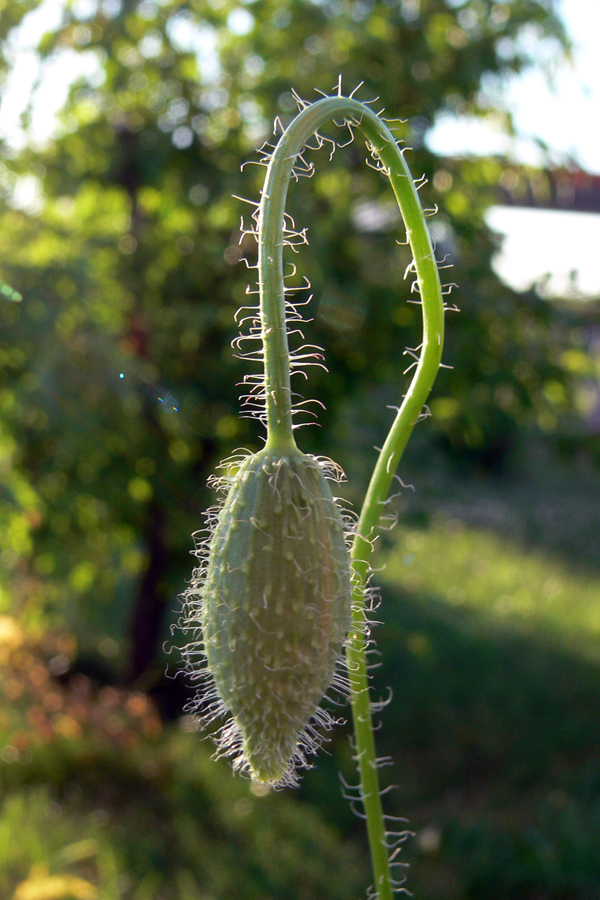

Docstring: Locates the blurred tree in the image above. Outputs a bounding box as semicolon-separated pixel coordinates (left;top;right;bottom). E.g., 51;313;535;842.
0;0;578;681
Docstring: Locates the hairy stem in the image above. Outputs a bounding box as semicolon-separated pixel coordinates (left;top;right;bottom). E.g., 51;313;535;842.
258;94;445;898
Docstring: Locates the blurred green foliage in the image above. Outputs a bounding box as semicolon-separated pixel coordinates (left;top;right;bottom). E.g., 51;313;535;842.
0;0;587;677
1;455;600;898
0;623;366;899
1;2;600;895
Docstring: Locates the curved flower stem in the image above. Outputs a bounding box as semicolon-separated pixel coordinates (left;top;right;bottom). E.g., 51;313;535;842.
258;95;445;898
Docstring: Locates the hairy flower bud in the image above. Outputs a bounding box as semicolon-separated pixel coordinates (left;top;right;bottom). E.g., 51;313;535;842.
188;448;352;786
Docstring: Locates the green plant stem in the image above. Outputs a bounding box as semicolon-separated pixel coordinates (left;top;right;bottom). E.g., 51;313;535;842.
258;95;444;899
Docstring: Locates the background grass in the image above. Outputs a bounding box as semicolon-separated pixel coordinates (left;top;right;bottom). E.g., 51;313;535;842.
2;436;599;899
365;438;600;899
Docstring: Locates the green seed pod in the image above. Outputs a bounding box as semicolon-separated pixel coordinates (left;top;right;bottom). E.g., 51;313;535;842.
188;447;352;787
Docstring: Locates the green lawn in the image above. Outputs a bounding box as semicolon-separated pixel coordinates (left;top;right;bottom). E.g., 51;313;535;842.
382;513;600;659
357;449;600;899
2;446;600;899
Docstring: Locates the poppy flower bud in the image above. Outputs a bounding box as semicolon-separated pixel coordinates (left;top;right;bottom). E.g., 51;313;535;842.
199;448;352;786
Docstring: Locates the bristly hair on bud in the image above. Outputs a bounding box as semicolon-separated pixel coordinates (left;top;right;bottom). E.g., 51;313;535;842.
182;446;354;787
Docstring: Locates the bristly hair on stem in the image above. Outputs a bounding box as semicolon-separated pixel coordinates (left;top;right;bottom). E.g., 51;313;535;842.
179;80;447;899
